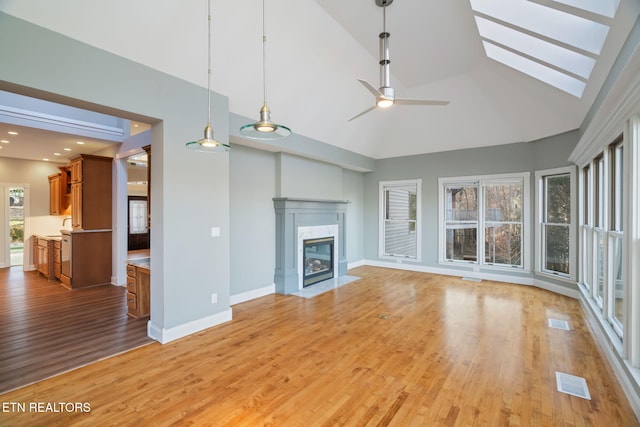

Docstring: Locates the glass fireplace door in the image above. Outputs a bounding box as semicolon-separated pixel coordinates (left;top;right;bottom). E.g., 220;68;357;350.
303;237;334;286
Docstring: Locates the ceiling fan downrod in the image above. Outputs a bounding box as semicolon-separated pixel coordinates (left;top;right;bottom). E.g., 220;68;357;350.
377;0;394;101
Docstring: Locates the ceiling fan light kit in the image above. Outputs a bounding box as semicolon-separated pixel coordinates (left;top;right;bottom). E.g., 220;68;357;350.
349;0;449;121
186;0;230;153
240;0;291;141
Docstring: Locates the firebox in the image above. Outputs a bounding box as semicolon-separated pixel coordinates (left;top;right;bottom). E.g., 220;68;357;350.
303;237;334;287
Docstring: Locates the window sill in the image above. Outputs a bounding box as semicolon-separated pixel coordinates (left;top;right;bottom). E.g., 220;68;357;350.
380;255;421;263
439;260;529;274
534;270;576;285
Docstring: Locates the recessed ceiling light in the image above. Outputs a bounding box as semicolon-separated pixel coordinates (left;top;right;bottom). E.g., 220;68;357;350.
76;141;85;145
54;153;61;156
43;158;50;161
8;131;18;135
64;148;72;151
0;140;9;143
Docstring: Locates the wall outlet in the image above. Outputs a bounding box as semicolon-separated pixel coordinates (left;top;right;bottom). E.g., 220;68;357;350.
211;293;217;304
211;227;220;237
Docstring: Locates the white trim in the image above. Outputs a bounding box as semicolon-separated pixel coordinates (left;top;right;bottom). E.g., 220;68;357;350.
347;259;366;269
569;41;640;166
627;113;640;366
147;308;233;344
0;105;125;141
580;296;640;421
362;258;579;299
230;284;275;305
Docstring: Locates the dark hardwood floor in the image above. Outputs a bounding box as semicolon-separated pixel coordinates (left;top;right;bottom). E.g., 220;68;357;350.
0;266;637;426
0;265;152;394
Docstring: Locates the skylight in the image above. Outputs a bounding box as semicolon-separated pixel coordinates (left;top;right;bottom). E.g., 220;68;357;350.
551;0;620;18
470;0;620;97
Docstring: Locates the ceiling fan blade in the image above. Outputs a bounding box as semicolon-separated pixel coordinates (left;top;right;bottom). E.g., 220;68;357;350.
357;79;382;97
348;106;377;121
394;98;450;106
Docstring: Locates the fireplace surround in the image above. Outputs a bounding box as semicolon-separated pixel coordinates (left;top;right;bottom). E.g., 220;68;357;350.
273;198;349;294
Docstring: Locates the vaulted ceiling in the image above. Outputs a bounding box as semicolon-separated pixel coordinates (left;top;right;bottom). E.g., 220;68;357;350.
1;0;639;160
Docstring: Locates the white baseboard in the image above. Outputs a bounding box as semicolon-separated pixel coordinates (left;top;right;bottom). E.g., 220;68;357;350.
347;259;366;269
147;308;233;344
579;296;640;421
230;284;275;306
360;259;580;299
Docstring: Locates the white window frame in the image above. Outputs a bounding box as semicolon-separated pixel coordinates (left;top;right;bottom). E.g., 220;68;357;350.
534;166;577;283
379;179;422;262
438;172;530;272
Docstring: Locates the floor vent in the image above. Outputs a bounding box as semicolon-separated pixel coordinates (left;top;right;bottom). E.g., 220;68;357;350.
548;318;570;330
556;372;591;400
461;277;481;282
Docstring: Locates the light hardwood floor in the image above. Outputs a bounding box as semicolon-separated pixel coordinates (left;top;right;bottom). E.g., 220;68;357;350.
0;266;637;426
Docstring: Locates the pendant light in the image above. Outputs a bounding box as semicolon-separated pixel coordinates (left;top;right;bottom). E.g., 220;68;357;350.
239;0;291;140
186;0;230;152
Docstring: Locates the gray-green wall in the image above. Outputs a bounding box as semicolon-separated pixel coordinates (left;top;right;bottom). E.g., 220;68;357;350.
229;145;366;297
0;158;60;216
363;131;579;286
0;12;231;338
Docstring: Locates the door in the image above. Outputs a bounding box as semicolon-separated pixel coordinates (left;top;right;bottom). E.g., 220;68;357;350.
128;196;149;251
0;185;27;268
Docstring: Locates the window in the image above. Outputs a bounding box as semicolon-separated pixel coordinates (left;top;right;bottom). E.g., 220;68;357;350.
609;138;624;333
594;154;606;306
536;167;575;280
580;164;592;291
443;182;479;262
379;180;421;260
439;173;529;270
579;135;625;340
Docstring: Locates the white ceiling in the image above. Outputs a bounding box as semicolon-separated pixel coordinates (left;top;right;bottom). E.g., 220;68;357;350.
1;0;639;161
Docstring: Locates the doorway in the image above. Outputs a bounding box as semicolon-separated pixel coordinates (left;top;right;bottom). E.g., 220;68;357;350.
0;184;28;268
8;187;24;266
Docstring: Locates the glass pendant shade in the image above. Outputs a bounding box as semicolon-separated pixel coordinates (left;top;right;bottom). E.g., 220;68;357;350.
240;0;291;141
185;0;229;153
186;124;230;152
240;105;291;140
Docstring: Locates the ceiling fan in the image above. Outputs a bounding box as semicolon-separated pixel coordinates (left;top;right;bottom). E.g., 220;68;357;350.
349;0;449;121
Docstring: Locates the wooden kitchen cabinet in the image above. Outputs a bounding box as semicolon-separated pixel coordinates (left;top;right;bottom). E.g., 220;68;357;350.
60;230;112;289
126;262;150;318
48;167;70;215
35;237;55;279
69;154;112;230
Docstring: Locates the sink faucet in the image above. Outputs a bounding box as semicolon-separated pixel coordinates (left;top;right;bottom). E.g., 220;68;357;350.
62;217;72;227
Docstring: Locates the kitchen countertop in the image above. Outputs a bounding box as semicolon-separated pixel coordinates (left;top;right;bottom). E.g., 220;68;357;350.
35;234;62;241
61;229;112;234
128;257;150;270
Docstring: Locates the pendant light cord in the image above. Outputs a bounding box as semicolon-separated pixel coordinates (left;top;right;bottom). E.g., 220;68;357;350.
262;0;268;108
207;0;212;126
